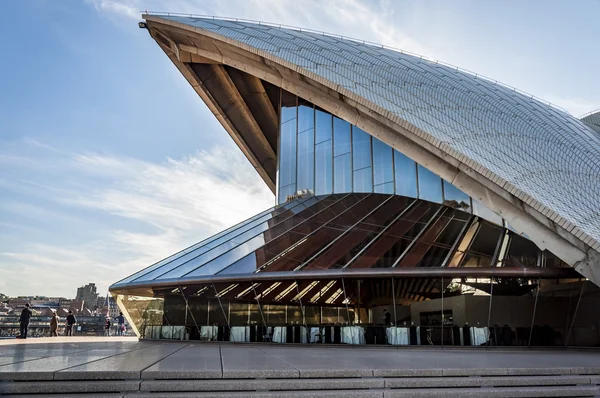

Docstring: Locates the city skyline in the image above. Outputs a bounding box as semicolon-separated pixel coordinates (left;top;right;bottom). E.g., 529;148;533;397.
1;0;599;297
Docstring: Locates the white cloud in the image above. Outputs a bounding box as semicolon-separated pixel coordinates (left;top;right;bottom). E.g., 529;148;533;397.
0;141;274;297
87;0;435;58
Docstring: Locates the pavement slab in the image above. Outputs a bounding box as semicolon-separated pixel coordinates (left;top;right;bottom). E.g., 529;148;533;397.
54;343;187;380
221;345;300;378
142;344;222;379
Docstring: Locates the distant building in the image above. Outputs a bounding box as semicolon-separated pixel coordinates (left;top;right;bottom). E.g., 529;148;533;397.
76;283;98;310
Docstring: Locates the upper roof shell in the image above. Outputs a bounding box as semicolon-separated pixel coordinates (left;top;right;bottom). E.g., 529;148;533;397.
140;14;600;285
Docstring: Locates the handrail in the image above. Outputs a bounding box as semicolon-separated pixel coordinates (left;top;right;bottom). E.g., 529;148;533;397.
579;109;600;119
142;11;570;114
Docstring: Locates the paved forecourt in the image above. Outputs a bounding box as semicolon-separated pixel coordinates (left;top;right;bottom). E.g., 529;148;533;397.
1;340;600;397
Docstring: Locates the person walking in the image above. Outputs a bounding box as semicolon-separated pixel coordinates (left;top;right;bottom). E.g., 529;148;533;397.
50;312;58;337
104;318;111;337
65;311;77;336
19;304;33;339
115;312;125;336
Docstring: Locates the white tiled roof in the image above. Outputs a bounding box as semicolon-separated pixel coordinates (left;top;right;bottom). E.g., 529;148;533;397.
160;16;600;247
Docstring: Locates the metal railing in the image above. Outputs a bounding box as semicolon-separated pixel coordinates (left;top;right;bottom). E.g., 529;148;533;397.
142;11;570;115
579;109;600;119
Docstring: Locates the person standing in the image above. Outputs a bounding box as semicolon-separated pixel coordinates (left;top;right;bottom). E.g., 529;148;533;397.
19;304;33;339
65;311;77;336
50;312;58;337
104;318;111;337
383;309;391;326
115;312;125;336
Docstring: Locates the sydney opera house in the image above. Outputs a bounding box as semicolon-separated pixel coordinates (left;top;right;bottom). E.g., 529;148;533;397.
109;13;600;347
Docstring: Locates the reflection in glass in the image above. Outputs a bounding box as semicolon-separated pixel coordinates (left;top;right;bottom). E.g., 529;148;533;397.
372;138;393;186
472;200;503;226
279;119;297;187
333;118;351;156
315;140;333;195
353;167;373;193
298;104;314;133
334;153;352;193
443;180;471;212
375;182;394;194
279;183;297;204
503;234;540;268
418;165;443;203
352;127;372;170
297;128;315;192
394;150;417;197
315;109;332;144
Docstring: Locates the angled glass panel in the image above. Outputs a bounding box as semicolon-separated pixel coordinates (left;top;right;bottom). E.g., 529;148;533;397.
261;194;385;272
353;167;373;193
306;196;411;270
315;140;333;195
144;222;271;281
333;153;352;193
184;235;266;277
472;200;503;226
442;180;471;213
460;222;503;267
280;90;297;124
418;165;443;203
279;118;297;188
394;150;418;197
296;128;315;192
374;182;394;194
278;183;297;204
372;138;393;186
333;118;351;156
503;234;540;268
297;103;314;133
135;197;323;282
114;204;278;286
315;109;332;144
352;127;372;170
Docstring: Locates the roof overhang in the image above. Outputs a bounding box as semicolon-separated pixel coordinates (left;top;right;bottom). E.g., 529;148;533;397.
141;14;600;286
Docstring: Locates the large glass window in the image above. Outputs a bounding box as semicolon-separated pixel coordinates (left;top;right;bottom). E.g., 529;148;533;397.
472;200;503;226
315;109;332;144
274;91;511;227
279;119;297;188
334;153;352;193
315;140;333;195
297;104;314;133
352;127;371;170
333;118;351;156
353;167;373;193
296;127;315;192
372;138;393;186
394;150;418;197
418;165;443;203
443;180;471;212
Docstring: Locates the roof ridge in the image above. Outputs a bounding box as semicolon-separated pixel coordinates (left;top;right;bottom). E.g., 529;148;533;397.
144;11;571;114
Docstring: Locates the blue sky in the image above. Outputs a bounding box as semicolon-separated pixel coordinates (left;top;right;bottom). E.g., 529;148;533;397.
1;0;599;298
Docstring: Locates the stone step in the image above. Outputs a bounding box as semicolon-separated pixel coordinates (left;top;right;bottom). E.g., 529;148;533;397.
127;385;600;397
140;375;597;392
2;375;598;396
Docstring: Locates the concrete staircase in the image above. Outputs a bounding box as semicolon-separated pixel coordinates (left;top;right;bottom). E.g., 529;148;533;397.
2;368;600;397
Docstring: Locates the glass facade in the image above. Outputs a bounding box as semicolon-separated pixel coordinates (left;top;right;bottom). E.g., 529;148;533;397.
275;93;514;227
